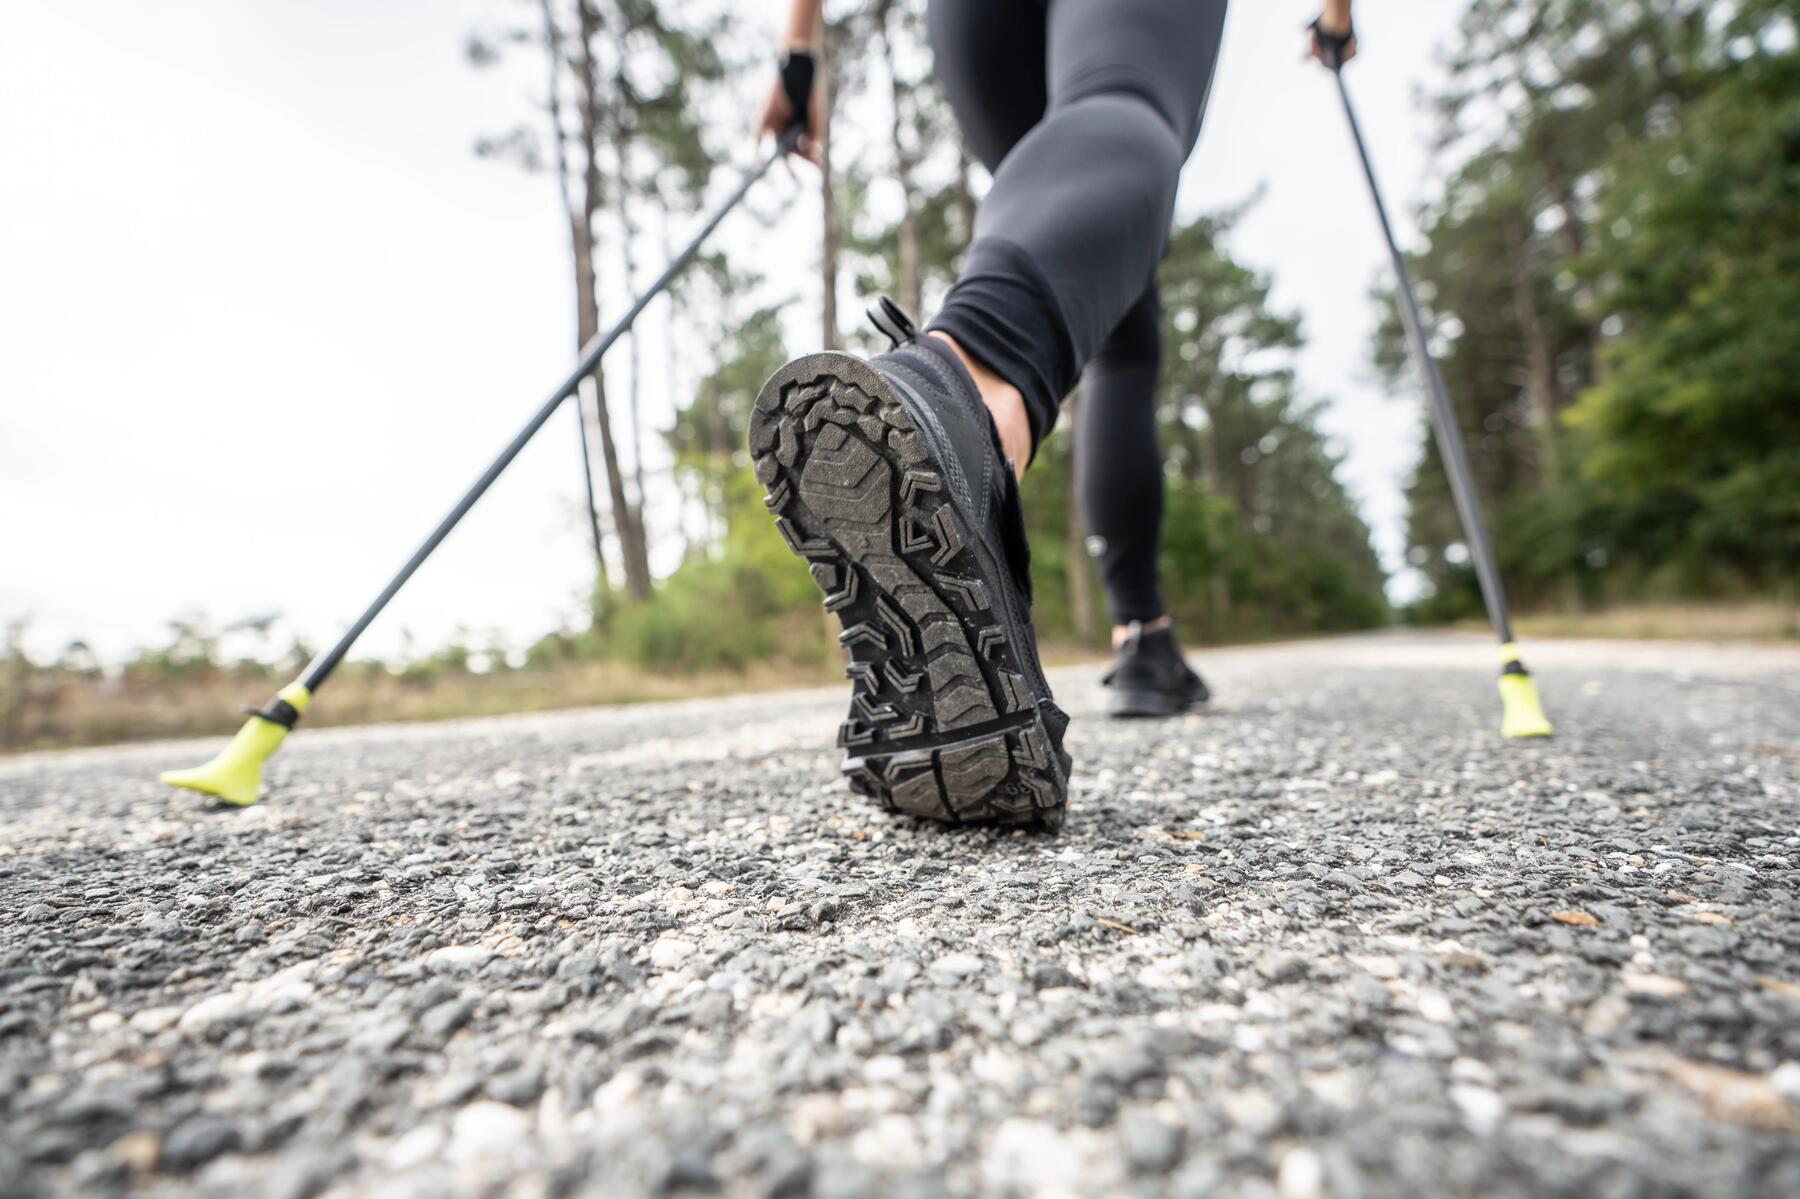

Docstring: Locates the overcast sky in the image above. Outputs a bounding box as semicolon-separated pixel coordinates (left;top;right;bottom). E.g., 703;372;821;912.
1;0;1465;666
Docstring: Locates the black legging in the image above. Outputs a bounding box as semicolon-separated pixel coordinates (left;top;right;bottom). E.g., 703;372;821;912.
925;0;1228;625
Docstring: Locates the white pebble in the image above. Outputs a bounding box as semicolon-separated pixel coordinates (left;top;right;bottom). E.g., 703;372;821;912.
1417;992;1455;1024
931;952;984;980
129;1006;183;1035
982;1118;1081;1194
177;990;247;1032
1449;1084;1507;1134
1277;1146;1325;1199
426;945;495;974
1771;1061;1800;1105
448;1101;530;1163
385;1124;447;1170
592;1070;645;1119
650;937;696;969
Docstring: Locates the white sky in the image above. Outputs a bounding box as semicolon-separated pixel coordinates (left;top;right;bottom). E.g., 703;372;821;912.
1;0;1464;666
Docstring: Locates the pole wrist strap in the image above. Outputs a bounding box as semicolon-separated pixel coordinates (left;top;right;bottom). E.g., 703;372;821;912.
779;50;816;135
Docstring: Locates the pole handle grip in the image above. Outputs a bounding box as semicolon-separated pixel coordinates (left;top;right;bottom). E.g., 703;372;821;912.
1309;17;1353;72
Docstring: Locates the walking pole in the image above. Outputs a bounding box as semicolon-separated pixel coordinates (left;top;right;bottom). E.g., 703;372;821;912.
1315;27;1552;738
161;128;803;805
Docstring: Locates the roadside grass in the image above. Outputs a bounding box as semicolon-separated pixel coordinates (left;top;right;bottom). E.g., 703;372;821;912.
9;602;1790;755
1492;600;1800;643
3;644;1124;756
1;658;850;756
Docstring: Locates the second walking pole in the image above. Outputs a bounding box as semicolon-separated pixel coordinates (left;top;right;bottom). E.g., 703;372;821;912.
1317;28;1552;738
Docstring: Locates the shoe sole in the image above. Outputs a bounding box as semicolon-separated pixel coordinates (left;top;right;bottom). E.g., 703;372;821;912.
749;351;1069;830
1107;685;1209;718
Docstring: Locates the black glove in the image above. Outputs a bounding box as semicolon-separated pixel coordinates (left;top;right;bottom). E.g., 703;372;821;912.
779;49;816;136
1308;17;1355;71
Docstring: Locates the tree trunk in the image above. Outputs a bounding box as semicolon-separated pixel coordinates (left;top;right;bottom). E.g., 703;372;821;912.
571;180;622;598
611;44;649;531
576;0;652;599
818;21;840;349
1549;181;1607;387
1507;215;1561;484
592;369;650;599
573;387;610;594
540;0;608;592
1199;400;1230;638
878;2;921;316
1063;396;1098;643
955;141;979;260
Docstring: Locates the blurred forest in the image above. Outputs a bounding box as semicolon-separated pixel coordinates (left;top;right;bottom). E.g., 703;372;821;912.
1382;0;1799;621
5;0;1795;752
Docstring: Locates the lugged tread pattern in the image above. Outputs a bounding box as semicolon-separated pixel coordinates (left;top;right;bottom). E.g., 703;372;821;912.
750;351;1068;830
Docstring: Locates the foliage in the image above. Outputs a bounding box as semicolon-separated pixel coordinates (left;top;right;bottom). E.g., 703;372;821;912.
475;0;1386;665
634;5;1382;657
603;466;834;672
1384;0;1800;614
886;207;1392;646
532;186;1393;671
1143;218;1389;638
1565;50;1800;590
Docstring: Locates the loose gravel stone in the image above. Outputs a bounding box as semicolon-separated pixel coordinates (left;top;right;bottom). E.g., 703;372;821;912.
649;937;696;970
1118;1110;1182;1173
156;1117;238;1172
1;634;1797;1197
426;946;494;974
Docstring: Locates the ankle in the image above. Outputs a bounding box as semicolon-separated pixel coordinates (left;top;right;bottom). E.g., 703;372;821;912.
928;332;1031;481
1112;615;1172;649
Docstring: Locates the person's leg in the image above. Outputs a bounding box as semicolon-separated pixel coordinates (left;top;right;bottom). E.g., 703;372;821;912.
928;0;1228;464
748;2;1075;828
749;1;1232;824
1080;288;1213;714
1076;287;1167;632
923;0;1047;479
923;0;1046;175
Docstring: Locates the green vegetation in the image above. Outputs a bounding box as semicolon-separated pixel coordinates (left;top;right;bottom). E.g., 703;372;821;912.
1389;0;1798;620
0;617;842;753
637;212;1388;666
548;2;1390;675
1021;215;1388;645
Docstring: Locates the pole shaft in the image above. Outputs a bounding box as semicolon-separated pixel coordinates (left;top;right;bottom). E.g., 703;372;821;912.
1332;73;1514;645
299;138;791;692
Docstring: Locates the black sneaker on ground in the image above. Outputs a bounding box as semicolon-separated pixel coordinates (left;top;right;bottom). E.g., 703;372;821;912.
749;301;1072;830
1103;622;1211;718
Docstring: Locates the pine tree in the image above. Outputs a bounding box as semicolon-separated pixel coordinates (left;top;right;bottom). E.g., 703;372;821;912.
469;0;724;601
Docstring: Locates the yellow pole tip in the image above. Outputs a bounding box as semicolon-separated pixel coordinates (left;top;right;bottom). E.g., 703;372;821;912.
159;764;262;807
158;713;292;806
1498;673;1554;739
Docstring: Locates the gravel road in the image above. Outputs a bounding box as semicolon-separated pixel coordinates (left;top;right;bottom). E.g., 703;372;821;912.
2;632;1798;1198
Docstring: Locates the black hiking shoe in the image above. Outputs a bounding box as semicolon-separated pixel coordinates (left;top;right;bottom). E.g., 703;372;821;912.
748;300;1072;830
1103;621;1211;718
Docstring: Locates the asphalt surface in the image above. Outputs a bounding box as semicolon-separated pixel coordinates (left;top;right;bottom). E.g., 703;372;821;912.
2;632;1797;1198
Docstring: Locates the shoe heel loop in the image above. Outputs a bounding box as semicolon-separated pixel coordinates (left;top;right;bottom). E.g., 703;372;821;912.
867;296;919;350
